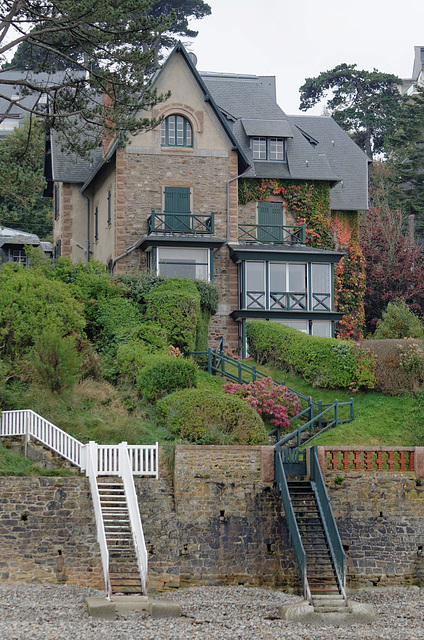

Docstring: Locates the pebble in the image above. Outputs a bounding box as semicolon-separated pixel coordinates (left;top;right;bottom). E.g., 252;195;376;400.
0;583;424;639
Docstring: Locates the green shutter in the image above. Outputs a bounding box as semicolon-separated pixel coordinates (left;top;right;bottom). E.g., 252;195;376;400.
164;187;191;231
258;202;284;241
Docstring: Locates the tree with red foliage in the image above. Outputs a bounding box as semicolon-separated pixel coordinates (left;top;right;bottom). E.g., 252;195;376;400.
360;207;424;333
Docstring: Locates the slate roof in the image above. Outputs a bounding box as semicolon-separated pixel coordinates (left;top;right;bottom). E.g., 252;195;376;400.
0;226;41;249
50;128;103;184
201;70;369;211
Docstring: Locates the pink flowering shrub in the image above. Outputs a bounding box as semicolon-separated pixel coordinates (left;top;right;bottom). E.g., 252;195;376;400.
223;377;301;430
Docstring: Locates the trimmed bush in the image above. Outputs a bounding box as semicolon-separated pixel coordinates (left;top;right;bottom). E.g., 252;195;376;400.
246;321;376;390
137;355;198;402
373;300;424;339
145;281;201;351
89;297;141;352
363;338;424;395
157;388;268;445
115;324;168;383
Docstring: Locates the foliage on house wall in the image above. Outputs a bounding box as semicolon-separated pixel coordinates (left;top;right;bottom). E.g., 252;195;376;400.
332;211;365;340
238;179;334;249
239;180;366;339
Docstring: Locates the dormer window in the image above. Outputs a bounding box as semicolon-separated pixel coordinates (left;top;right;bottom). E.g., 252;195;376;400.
161;115;193;147
252;137;285;161
243;119;292;162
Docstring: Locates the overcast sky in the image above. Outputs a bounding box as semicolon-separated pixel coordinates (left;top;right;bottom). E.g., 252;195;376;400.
187;0;423;115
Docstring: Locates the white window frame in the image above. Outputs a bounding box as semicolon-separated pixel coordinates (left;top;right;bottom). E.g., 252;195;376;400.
156;247;210;281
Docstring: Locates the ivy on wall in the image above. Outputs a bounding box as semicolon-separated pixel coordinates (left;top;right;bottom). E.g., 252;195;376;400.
239;179;366;339
332;212;365;340
239;179;335;249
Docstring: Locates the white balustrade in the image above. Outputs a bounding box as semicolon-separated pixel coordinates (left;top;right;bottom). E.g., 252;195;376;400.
0;410;159;477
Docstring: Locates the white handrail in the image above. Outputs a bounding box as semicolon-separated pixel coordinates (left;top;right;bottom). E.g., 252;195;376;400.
1;409;82;467
86;441;112;600
0;410;159;477
128;444;159;478
119;442;148;595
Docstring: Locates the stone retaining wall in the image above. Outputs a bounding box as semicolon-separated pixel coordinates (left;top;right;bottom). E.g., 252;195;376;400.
2;446;424;592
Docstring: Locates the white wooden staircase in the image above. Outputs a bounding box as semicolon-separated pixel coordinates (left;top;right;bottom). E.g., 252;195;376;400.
98;479;145;595
0;410;158;599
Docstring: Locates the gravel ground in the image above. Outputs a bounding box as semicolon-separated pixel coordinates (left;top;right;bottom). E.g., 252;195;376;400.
0;583;424;640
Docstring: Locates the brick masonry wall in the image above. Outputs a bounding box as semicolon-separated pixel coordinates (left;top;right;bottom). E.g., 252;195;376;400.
324;471;424;588
0;477;103;587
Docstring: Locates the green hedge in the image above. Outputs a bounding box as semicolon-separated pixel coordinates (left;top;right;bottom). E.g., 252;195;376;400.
145;280;201;352
246;321;376;390
137;355;198;402
157;388;268;445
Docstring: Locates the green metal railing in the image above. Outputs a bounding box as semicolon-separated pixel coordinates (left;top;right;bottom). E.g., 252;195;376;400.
148;211;215;234
190;340;354;446
309;446;347;603
238;222;306;244
274;447;311;603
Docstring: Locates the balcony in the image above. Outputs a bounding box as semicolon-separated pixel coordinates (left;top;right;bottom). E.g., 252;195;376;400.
244;291;331;311
148;211;214;234
238;223;305;244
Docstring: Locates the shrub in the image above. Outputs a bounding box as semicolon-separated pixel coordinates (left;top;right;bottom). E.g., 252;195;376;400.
114;271;167;312
89;297;141;352
0;265;85;360
246;321;376;390
25;327;82;392
157;388;267;445
137;355;198;402
373;300;424;339
223;377;301;429
363;338;424;395
145;281;201;351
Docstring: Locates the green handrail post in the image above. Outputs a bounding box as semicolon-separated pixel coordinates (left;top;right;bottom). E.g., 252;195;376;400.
297;424;301;447
238;361;242;383
334;399;339;427
318;400;322;430
350;397;354;421
207;348;212;375
252;365;256;382
309;396;314;433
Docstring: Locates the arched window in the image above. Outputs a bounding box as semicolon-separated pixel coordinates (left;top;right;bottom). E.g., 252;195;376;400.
161;115;193;147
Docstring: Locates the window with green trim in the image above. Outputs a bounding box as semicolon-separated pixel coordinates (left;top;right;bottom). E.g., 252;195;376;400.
161;115;193;147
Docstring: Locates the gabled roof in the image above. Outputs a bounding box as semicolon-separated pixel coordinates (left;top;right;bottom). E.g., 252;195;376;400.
45;43;369;211
154;42;250;170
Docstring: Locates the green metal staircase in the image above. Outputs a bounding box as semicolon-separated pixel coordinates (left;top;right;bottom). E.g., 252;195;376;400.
275;447;349;611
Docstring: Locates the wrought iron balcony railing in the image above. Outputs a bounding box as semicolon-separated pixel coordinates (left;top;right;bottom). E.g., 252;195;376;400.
148;211;214;234
238;223;306;244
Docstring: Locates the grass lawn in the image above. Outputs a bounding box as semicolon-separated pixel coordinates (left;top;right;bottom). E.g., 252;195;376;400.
248;360;424;447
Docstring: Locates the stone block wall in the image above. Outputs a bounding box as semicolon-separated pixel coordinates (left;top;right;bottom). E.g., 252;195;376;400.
3;447;424;593
137;446;298;591
0;477;103;587
324;470;424;588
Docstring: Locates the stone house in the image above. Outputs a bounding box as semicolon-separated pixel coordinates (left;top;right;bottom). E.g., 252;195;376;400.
45;43;369;353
